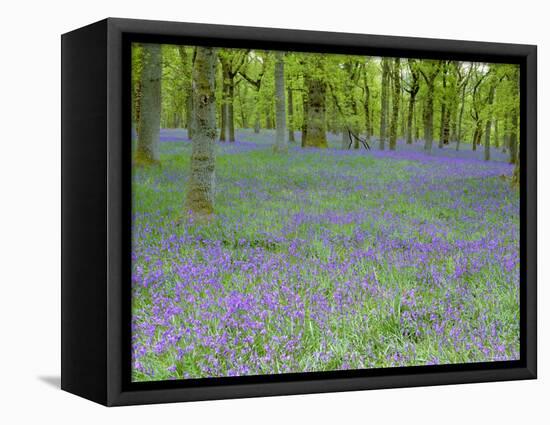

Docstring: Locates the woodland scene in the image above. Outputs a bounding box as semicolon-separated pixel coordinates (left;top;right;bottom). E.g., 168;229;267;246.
131;43;520;381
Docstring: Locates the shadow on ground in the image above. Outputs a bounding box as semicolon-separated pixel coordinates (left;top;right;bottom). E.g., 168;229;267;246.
38;376;61;389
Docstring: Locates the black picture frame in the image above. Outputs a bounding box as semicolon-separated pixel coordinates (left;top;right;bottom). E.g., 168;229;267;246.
61;17;537;406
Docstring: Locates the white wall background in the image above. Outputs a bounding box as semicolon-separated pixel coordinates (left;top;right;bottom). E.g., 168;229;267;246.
0;0;546;422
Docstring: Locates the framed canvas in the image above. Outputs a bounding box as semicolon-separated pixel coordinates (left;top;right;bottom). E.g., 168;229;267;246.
61;18;537;406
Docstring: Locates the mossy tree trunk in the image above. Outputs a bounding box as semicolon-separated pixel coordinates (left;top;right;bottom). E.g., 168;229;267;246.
303;71;328;148
136;43;162;165
186;47;217;217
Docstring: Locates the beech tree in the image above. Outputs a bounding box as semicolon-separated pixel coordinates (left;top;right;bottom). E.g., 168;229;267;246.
186;47;217;216
302;55;328;148
136;43;162;165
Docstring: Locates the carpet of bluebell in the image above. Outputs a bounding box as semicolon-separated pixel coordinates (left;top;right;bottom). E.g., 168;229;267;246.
131;129;519;381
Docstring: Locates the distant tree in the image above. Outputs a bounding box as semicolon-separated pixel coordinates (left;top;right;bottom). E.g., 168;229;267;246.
136;43;162;165
287;87;295;143
186;47;217;216
389;58;401;150
219;50;248;142
508;68;520;168
239;52;269;133
177;46;194;138
362;61;373;144
274;51;287;153
455;62;473;151
469;64;491;152
404;59;420;145
379;58;390;150
419;60;441;152
438;61;451;147
483;71;498;161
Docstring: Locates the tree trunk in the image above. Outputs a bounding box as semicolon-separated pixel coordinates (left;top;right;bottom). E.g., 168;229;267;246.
406;91;417;144
364;77;372;142
186;47;217;217
228;81;235;142
288;87;295;143
438;64;448;148
456;89;466;151
389;58;400;150
423;86;435;152
136;44;162;165
303;76;327;148
186;89;194;139
274;52;287;153
502;111;509;153
414;102;420;142
494;119;500;149
301;94;308;147
509;108;518;165
219;64;230;142
341;128;352;149
472;123;482;151
379;58;390;150
484;83;496;161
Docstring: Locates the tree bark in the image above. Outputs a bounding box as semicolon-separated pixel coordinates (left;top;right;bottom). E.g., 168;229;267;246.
303;74;328;148
404;60;420;144
484;83;496;160
136;43;162;165
186;47;217;217
379;58;390;150
288;87;295;143
274;52;287;153
363;72;372;142
389;58;400;150
494;119;500;149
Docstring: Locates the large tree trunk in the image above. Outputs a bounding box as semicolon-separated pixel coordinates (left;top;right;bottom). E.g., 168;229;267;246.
379;58;390;150
484;83;496;161
186;47;217;217
274;52;287;153
288;87;295;143
389;58;400;150
303;76;327;148
136;44;162;165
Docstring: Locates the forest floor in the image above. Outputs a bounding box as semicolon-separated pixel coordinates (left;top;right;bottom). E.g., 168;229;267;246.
131;129;519;381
